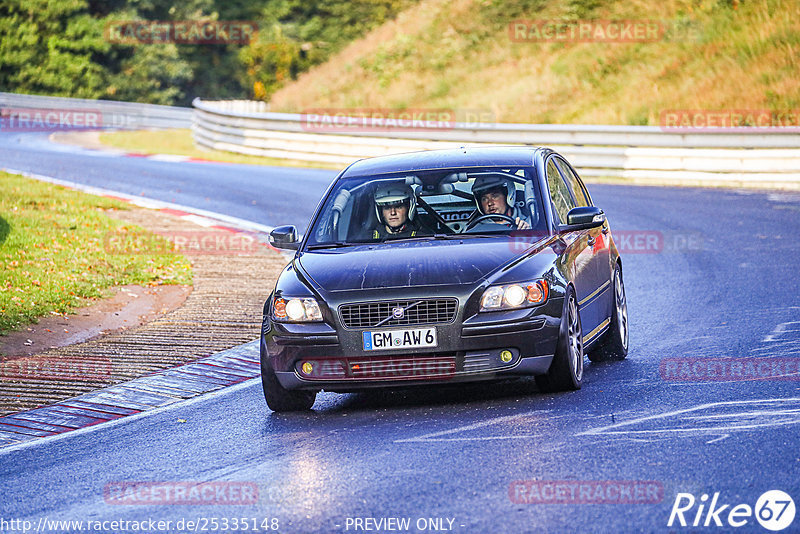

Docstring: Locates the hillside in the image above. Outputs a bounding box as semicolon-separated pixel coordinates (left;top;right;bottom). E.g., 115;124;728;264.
266;0;799;125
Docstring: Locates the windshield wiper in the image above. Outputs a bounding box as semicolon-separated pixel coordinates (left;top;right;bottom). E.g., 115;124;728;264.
306;241;363;250
438;232;500;238
377;235;437;244
383;233;500;242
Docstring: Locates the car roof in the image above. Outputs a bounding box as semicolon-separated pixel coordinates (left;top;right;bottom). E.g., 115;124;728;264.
340;146;547;177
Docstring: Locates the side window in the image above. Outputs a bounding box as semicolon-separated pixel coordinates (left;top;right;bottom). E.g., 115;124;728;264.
554;158;590;207
546;159;576;225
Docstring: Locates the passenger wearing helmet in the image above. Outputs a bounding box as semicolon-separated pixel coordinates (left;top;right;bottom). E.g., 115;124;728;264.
372;182;420;239
471;175;531;230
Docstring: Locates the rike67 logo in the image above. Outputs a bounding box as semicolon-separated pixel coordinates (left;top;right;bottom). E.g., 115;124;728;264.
668;490;795;531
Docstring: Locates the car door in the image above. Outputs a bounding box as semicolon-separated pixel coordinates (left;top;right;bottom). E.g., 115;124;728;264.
545;157;602;334
553;156;613;341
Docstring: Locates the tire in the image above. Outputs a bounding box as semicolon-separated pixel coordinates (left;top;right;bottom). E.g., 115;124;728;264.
535;287;583;392
588;265;628;362
260;303;316;412
261;358;317;412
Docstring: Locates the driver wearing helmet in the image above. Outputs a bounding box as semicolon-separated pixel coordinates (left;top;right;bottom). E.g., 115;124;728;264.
471;175;531;230
372;182;420;239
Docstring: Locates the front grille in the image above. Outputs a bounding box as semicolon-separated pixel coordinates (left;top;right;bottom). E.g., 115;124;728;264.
463;351;492;373
339;299;458;329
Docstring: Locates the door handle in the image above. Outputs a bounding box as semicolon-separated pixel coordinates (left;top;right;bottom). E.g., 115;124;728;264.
601;226;609;235
587;236;596;246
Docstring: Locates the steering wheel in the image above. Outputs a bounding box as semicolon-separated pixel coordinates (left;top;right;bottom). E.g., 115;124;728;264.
464;213;516;231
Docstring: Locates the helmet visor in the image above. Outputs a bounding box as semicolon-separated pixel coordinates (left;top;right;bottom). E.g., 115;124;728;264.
377;199;409;209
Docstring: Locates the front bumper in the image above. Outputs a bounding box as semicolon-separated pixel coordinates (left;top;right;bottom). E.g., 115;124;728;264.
262;301;562;391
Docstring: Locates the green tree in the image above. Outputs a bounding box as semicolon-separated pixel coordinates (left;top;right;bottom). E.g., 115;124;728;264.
0;0;420;104
0;0;109;98
238;0;416;100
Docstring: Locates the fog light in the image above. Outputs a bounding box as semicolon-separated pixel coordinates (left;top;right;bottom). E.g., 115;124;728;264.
301;362;313;375
500;350;513;363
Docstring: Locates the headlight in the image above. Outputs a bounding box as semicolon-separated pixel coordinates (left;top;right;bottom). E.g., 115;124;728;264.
480;280;549;311
273;296;323;322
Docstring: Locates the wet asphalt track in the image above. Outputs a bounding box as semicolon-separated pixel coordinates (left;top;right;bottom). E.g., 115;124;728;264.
1;131;799;533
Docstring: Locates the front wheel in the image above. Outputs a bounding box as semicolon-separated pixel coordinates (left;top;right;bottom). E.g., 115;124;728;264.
261;359;317;412
588;265;628;362
535;287;583;392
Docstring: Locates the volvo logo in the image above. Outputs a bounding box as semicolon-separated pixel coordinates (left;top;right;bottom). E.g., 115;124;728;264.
392;306;405;319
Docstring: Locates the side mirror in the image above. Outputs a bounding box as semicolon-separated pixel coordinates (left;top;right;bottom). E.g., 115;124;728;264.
269;225;300;250
565;206;605;230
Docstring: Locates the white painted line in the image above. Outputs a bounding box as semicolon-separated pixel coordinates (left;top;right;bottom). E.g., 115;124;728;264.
397;435;539;442
181;214;218;228
705;434;729;444
394;410;549;443
763;321;800;342
750;341;800;352
1;167;275;235
684;409;800;420
0;377;261;457
128;197;165;210
583;419;800;435
148;154;191;163
665;374;800;384
578;397;800;437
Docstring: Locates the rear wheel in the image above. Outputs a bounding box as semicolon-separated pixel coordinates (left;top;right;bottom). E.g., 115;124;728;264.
261;358;317;412
535;287;583;392
588;265;628;362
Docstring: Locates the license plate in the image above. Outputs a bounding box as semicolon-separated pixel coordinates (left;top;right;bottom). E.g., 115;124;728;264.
362;328;437;351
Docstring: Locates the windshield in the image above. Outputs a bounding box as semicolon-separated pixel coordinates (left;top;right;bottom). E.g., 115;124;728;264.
305;167;547;247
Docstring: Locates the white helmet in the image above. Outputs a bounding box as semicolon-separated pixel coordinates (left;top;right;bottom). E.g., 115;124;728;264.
471;175;516;215
374;182;416;223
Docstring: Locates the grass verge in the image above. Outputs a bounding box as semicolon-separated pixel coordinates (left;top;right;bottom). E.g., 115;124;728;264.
98;129;341;170
0;171;192;335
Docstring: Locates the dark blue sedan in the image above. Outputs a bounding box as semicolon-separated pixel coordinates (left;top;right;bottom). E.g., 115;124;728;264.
261;147;628;411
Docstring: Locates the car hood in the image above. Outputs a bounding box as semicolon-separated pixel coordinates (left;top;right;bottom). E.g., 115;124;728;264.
298;238;547;291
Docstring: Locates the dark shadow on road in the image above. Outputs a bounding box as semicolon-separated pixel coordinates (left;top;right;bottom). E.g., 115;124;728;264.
265;376;574;421
331;378;543;412
259;363;614;431
313;360;612;413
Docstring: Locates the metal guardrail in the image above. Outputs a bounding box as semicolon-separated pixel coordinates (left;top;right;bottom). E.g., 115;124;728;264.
0;92;192;130
3;92;796;185
192;98;800;185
